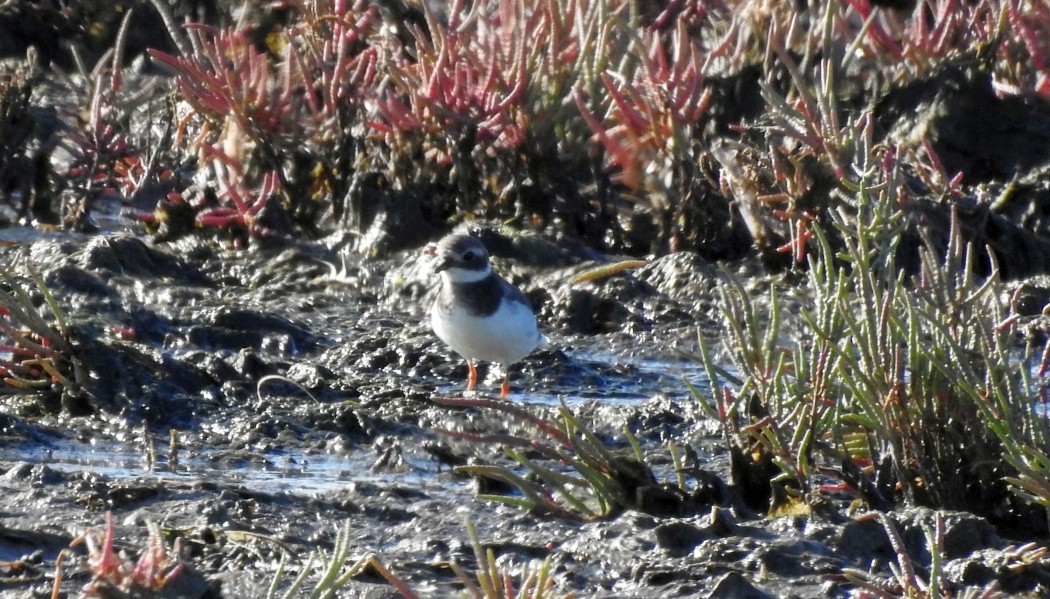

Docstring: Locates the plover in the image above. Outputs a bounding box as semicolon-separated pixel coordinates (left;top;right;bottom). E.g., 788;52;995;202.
429;234;548;398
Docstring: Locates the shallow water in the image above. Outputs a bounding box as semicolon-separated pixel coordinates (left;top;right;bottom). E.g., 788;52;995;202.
0;439;438;495
0;350;712;497
550;352;712;406
474;351;715;406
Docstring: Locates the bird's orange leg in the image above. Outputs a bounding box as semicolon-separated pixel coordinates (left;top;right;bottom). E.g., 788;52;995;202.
500;373;510;399
467;361;478;393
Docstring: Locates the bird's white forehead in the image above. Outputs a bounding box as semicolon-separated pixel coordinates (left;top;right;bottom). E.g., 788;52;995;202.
441;264;491;283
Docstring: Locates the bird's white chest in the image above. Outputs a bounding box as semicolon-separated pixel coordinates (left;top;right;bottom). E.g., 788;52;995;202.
432;296;540;365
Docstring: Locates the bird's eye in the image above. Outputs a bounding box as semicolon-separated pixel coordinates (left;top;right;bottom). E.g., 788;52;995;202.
463;251;476;261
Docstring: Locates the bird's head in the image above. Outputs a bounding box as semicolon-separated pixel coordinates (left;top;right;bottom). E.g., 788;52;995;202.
430;234;492;283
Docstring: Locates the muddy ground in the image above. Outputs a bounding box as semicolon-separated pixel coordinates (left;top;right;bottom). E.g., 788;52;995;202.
1;0;1050;595
0;224;1046;598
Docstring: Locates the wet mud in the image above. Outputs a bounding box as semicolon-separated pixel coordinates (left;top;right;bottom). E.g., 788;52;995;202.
0;0;1049;595
0;225;1047;598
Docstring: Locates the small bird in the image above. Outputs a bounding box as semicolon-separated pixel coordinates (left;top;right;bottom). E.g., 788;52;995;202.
429;234;548;399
